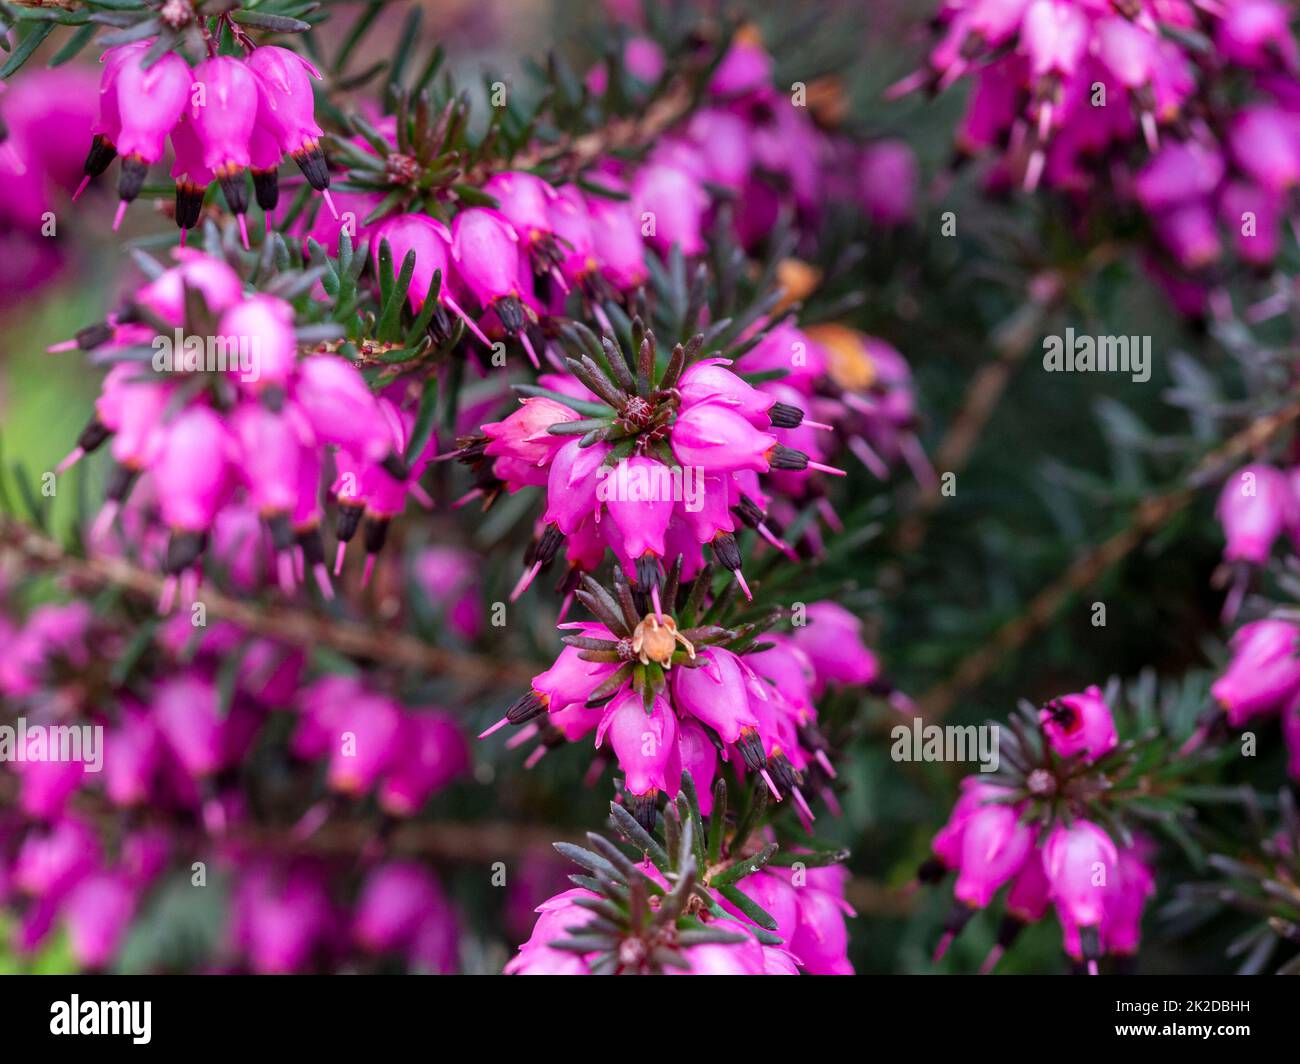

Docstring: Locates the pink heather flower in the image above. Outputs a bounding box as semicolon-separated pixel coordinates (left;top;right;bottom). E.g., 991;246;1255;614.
678;359;778;427
786;880;854;975
1228;105;1300;194
930;778;1009;869
154;406;234;533
1134;141;1225;214
246;46;328;180
683;110;753;190
152;674;232;779
354;862;456;964
482;397;579;467
505;887;601;975
108;47;191;221
230;404;302;521
1211;619;1300;727
190;56;262;240
218;295;299;393
325;693;404;796
584;184;648;290
953;802;1035;908
1216;463;1294;565
672;647;762;744
632;160;709;256
595;688;682;798
1102;840;1156;957
450;207;536;353
1020;1;1089;80
860;140;918;226
677;718;720;813
233;866;333;974
603;456;676;563
1005;848;1053;923
378;711;468;816
1220;181;1284;266
136;250;246;324
586;36;666;95
543;439;612;534
530;638;620;713
484;171;559;248
13;817;101;899
740;320;829;393
671;400;780;474
14;758;86;821
292;355;395;464
746;634;818;723
1043;820;1118;931
788;601;880;692
413;546;483;642
1039;685;1118;762
103;708;161;808
64;872;134;970
708;33;774;98
1216;1;1298;72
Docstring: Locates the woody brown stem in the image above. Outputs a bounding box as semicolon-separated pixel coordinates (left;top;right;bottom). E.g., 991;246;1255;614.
915;396;1300;719
0;516;540;688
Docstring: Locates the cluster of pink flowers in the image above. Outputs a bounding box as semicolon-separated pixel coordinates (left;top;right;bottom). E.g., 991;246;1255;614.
0;580;467;970
486;599;886;828
472;354;843;601
593;29;918;251
898;0;1300;312
506;856;854;975
78;40;334;246
230;858;459;975
1206;620;1300;779
52;249;446;605
0;68;98;304
926;687;1156;973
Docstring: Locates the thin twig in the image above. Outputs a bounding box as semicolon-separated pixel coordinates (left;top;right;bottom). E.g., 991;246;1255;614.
916;396;1300;718
0;516;540;688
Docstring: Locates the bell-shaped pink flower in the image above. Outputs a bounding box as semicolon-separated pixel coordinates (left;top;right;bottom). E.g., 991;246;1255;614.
191;56;261;242
596;688;681;798
672;647;762;744
1044;820;1118;930
1229;105;1300;194
789;601;880;692
1102;840;1156;956
110;48;191;223
603;456;675;562
293;355;394;463
136;250;245;324
379;711;468;816
1216;1;1298;72
1039;685;1118;761
632;160;709;255
585;185;648;290
354;861;446;953
64;872;134;969
1216;463;1293;565
953;802;1035;908
544;439;611;534
247;46;328;182
155;407;233;533
219;295;299;393
1211;619;1300;727
483;397;579;467
326;693;404;796
860;140;917;226
671;400;780;474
